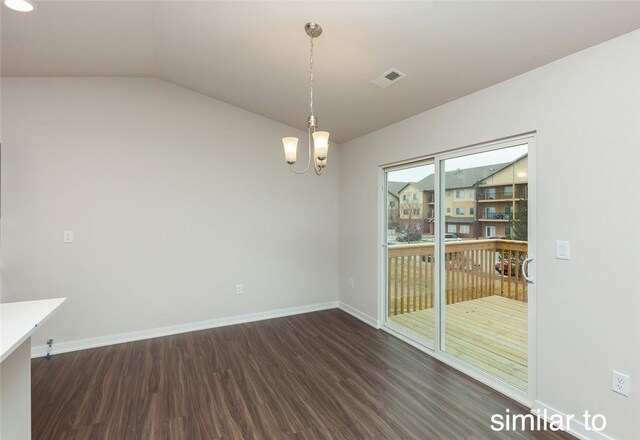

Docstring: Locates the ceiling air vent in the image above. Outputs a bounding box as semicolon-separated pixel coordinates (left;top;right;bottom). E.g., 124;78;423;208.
371;68;406;88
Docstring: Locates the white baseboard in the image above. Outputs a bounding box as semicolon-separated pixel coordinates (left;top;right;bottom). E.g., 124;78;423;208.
338;301;380;329
31;301;339;358
532;401;616;440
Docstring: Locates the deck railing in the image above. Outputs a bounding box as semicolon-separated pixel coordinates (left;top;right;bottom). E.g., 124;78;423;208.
388;239;528;316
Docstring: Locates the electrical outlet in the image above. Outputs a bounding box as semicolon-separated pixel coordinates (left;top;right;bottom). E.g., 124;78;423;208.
236;284;244;295
612;370;630;397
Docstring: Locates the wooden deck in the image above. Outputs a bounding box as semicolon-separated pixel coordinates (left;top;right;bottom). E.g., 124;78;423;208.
389;295;528;390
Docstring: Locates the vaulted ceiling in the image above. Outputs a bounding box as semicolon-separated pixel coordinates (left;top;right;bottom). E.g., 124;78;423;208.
3;1;640;143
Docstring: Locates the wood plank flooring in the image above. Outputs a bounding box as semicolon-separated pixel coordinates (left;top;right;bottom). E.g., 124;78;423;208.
389;296;528;390
31;309;571;440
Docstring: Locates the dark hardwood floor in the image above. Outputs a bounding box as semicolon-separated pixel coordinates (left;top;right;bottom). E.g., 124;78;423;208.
32;309;574;439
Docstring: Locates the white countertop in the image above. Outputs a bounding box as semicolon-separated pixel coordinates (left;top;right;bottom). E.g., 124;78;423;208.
0;298;66;363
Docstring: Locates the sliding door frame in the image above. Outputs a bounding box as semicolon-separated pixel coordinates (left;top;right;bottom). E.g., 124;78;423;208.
378;133;537;407
381;158;437;350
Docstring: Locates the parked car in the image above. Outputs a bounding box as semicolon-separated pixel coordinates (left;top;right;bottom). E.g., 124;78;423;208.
495;258;524;277
445;233;462;241
397;232;422;242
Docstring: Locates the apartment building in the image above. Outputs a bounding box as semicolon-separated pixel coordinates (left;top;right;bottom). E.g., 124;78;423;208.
477;155;529;238
392;163;510;238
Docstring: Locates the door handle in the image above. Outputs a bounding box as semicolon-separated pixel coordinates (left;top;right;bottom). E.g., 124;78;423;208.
522;257;534;283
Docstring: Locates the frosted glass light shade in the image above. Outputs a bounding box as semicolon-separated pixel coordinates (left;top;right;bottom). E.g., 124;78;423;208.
4;0;33;11
282;137;298;164
313;131;330;160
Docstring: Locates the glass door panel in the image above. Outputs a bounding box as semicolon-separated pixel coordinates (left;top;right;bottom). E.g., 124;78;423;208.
440;144;529;390
385;163;436;344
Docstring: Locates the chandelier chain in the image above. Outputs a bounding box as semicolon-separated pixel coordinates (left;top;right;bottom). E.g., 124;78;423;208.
309;35;314;117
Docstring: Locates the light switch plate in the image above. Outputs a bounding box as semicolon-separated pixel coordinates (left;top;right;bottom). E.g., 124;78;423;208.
64;231;74;243
556;240;570;260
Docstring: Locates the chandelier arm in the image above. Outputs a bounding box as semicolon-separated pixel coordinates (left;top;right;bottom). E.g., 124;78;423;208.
289;161;310;174
288;129;313;174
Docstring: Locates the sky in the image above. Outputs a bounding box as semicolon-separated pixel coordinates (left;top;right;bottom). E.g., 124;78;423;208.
388;144;528;182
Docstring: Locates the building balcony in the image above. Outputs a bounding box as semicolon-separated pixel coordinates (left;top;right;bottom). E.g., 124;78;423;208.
479;212;512;221
478;189;527;201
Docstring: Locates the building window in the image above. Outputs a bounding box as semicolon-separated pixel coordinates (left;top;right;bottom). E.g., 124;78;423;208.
455;207;464;215
470;207;475;215
402;194;407;201
446;191;451;198
455;190;463;198
446;207;451;213
469;189;475;198
447;224;457;233
505;226;512;237
504;206;513;220
413;193;418;201
486;226;496;237
504;186;513;197
403;209;409;215
485;188;496;200
460;225;470;234
485;207;496;218
413;208;420;215
389;201;395;208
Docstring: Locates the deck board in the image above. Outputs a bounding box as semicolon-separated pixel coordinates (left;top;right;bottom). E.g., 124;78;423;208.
389;295;528;390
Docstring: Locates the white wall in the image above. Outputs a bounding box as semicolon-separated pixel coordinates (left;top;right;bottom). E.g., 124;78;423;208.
339;30;640;440
1;77;339;347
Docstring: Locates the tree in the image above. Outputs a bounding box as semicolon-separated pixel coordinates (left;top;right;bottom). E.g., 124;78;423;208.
387;199;400;230
512;200;528;241
399;198;422;235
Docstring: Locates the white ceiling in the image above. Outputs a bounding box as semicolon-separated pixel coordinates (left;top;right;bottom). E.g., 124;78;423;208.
3;1;640;143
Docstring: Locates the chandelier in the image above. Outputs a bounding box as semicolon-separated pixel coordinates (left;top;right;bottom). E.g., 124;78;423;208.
282;23;330;175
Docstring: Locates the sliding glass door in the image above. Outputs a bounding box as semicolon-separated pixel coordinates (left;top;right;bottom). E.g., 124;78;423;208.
440;143;530;392
385;162;436;346
383;137;534;400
